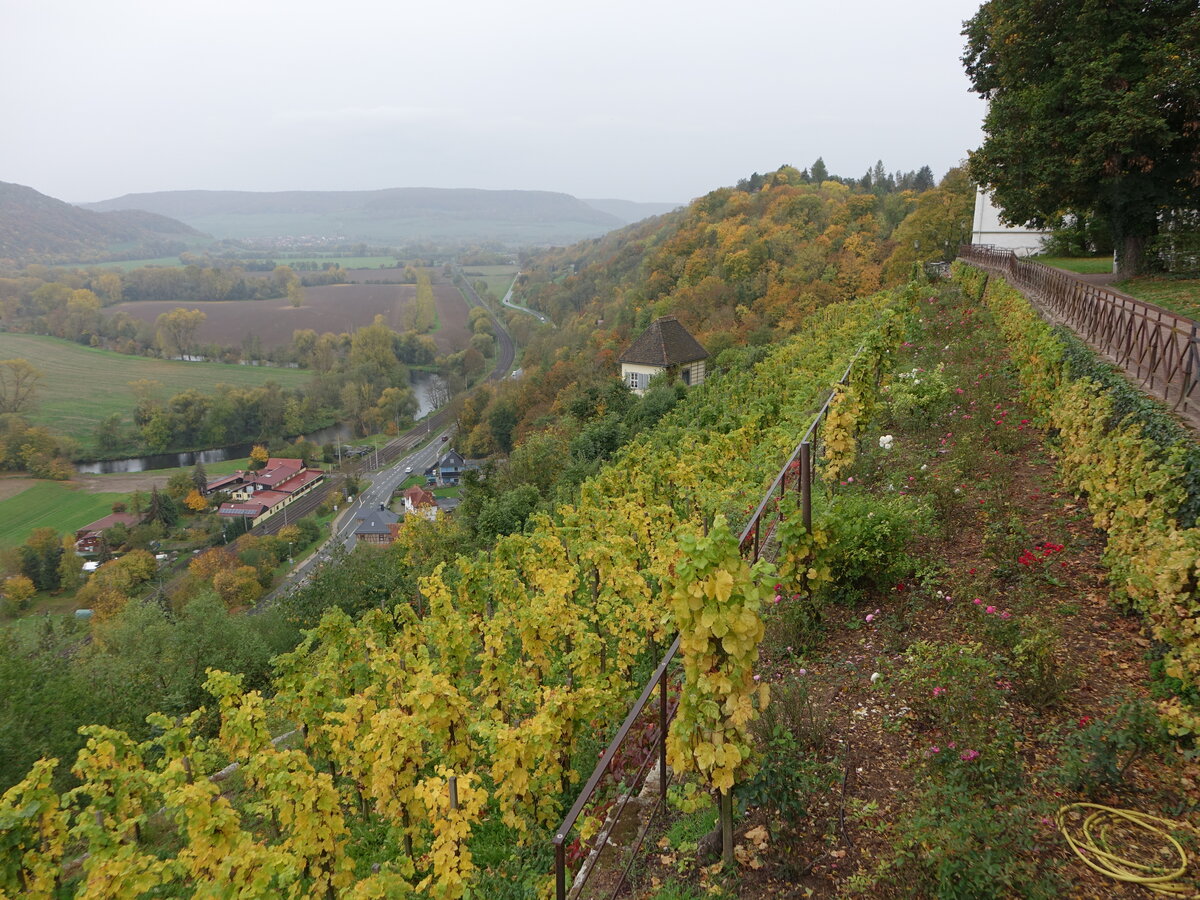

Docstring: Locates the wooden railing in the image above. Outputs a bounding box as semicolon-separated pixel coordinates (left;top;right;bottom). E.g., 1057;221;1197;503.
958;245;1200;418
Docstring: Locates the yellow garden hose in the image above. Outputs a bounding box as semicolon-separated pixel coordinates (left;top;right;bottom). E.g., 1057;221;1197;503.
1057;803;1198;896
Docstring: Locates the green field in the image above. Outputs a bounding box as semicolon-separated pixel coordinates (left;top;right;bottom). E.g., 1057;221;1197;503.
0;334;314;454
55;256;186;271
1033;256;1114;274
461;265;519;300
0;481;129;550
1114;276;1200;320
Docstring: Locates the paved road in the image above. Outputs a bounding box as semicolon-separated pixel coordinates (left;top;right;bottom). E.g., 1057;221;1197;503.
260;426;453;603
499;272;549;324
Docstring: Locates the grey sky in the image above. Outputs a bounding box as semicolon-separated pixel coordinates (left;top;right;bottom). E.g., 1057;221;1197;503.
1;0;986;204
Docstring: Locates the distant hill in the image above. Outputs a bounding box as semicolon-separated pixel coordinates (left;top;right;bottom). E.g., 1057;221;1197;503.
582;198;682;223
82;187;628;246
0;181;202;266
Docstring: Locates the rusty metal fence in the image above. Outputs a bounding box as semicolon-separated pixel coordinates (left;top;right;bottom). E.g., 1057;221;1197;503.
958;244;1200;418
550;356;861;900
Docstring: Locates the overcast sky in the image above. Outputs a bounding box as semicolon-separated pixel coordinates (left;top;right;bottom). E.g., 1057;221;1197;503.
1;0;986;205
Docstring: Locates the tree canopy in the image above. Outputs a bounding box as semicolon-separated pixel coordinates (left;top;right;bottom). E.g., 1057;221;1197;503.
0;358;42;414
963;0;1200;274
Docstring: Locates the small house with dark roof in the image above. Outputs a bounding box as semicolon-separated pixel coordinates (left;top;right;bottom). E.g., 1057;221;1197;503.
353;507;402;547
618;315;709;395
423;449;484;486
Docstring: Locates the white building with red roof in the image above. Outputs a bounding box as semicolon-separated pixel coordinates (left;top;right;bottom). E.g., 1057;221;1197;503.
402;485;438;522
215;458;325;527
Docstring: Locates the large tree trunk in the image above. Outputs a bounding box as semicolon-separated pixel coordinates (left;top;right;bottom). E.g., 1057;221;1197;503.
1115;232;1149;278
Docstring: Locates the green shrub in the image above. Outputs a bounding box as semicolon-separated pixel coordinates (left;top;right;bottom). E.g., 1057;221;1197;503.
735;725;835;825
1047;693;1169;797
1008;622;1076;708
818;493;929;604
757;678;829;753
764;587;825;653
737;681;837;824
885;363;953;426
880;782;1062;899
915;719;1023;794
882;725;1054;898
900;641;1004;739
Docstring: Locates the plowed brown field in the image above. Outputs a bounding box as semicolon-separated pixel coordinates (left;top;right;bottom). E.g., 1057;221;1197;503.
106;282;472;353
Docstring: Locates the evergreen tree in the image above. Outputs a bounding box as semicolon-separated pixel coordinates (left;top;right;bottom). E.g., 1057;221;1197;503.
145;486;180;530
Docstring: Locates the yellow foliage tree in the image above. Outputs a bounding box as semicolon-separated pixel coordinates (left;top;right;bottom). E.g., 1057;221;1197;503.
249;445;269;470
212;566;263;608
3;574;36;611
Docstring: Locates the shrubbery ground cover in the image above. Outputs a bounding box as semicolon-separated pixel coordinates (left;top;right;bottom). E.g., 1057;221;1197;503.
635;278;1200;898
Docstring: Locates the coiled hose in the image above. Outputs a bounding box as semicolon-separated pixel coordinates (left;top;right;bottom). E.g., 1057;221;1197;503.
1057;803;1197;896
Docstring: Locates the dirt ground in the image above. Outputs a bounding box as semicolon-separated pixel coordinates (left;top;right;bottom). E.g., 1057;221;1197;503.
429;282;472;353
104;280;474;353
73;472;173;494
0;476;36;501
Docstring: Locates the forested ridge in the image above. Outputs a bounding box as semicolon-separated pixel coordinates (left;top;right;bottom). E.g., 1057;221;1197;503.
454;163;971;464
0;182;202;266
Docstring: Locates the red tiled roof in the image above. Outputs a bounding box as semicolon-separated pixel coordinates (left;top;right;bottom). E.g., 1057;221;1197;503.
249;490;290;508
205;472;246;492
75;512;140;537
251;458;304;488
403;485;435;507
275;469;323;493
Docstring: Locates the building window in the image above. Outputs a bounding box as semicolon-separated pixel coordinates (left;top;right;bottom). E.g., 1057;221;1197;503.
628;371;642;390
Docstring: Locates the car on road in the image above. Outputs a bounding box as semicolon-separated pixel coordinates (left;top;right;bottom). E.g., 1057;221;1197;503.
441;435;449;442
405;466;412;474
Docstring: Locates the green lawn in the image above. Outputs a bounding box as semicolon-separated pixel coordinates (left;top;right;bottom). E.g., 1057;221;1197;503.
58;256;186;271
462;265;519;299
0;481;128;549
1113;276;1200;320
0;334;314;454
1033;256;1114;274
